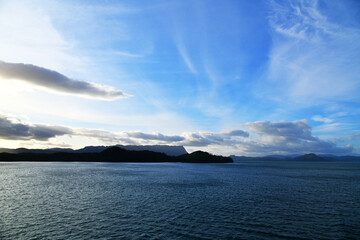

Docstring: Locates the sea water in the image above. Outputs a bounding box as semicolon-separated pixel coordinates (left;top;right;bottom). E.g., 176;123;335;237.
0;161;359;239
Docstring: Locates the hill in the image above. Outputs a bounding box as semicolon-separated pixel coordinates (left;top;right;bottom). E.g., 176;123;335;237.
0;145;187;157
0;146;232;163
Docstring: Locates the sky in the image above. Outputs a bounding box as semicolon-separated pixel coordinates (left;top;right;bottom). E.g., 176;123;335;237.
0;0;359;156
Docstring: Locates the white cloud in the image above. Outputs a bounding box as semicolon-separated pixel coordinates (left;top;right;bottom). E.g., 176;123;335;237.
239;119;351;156
312;123;344;133
312;115;333;123
234;137;352;156
175;37;197;74
0;1;84;72
124;132;185;142
0;61;129;100
265;0;360;104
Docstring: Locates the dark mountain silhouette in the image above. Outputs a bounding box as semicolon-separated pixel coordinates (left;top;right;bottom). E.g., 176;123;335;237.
294;153;325;161
0;147;74;154
231;153;360;162
75;146;108;153
178;151;233;163
115;145;187;156
0;146;232;163
0;145;187;156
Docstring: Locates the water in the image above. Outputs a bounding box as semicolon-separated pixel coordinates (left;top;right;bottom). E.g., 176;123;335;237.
0;161;359;239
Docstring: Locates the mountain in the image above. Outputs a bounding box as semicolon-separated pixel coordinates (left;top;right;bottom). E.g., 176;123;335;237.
0;146;232;163
0;145;187;157
230;153;360;162
115;145;187;156
230;155;281;162
178;151;233;163
293;153;326;161
0;147;74;154
75;146;108;153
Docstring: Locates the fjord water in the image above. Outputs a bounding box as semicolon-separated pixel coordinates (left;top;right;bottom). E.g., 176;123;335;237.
1;161;359;239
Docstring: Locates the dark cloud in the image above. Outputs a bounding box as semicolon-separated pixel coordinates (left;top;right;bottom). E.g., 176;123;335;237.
0;115;72;141
0;60;128;100
245;120;316;140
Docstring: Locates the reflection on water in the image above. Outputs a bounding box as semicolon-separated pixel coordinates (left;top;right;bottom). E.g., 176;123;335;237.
1;161;360;239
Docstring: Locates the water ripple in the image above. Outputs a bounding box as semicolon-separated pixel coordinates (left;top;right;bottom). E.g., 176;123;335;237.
1;162;360;239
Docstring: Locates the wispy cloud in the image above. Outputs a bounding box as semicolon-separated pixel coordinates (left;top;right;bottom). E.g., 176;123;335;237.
0;61;129;100
350;133;360;140
175;38;197;74
265;0;360;104
312;115;333;123
114;51;144;58
312;123;344;134
0;1;84;72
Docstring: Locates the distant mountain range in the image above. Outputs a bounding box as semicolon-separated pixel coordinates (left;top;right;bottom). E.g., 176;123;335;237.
0;146;232;163
230;153;360;162
1;145;359;162
0;145;187;156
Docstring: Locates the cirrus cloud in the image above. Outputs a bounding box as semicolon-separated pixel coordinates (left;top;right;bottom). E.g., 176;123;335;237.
265;0;360;104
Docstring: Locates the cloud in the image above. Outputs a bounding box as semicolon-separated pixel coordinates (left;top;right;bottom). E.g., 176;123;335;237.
125;132;185;142
240;119;351;156
175;37;197;74
0;115;72;141
180;130;249;147
312;115;333;123
74;122;351;155
0;113;352;156
235;138;352;156
80;129;249;147
222;130;249;137
106;121;350;155
0;61;129;100
350;133;360;140
264;0;360;104
245;120;316;140
0;113;249;147
312;123;343;134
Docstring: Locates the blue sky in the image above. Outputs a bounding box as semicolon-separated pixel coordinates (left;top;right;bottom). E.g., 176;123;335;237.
0;0;359;156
